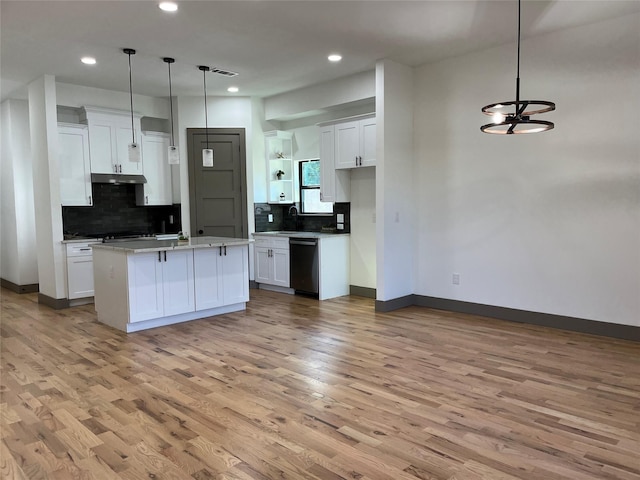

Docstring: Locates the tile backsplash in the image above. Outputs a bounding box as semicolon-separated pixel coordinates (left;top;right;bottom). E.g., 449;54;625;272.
254;202;350;233
62;183;181;236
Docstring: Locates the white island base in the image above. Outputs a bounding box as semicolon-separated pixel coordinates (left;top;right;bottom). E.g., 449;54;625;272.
92;237;250;333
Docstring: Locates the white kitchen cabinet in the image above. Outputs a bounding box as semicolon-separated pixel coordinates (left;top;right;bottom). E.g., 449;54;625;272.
81;106;143;175
58;123;92;206
66;242;99;300
136;132;172;206
254;235;290;288
128;249;195;323
334;115;376;169
319;125;350;203
265;130;294;204
194;244;249;310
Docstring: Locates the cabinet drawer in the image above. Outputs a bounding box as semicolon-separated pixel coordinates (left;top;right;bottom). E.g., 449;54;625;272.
66;242;99;257
253;236;290;249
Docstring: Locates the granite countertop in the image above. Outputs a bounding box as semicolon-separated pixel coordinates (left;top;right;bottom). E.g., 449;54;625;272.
62;237;101;244
252;231;349;238
91;236;252;253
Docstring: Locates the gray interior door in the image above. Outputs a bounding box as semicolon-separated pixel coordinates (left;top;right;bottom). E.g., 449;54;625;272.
187;128;247;238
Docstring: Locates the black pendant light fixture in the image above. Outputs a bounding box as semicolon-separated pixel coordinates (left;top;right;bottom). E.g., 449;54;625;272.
163;57;180;164
480;0;555;134
123;48;141;161
199;65;213;166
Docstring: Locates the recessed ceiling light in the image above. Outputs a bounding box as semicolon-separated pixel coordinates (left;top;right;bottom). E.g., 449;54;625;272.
227;86;239;93
159;2;178;12
328;54;342;62
81;57;97;65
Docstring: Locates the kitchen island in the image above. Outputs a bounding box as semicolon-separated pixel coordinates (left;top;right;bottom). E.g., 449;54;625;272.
92;236;250;332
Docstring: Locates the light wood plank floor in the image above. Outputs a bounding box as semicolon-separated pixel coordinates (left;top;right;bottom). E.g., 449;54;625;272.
1;287;639;480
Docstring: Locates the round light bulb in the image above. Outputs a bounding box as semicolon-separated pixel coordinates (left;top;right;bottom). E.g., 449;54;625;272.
159;2;178;12
81;57;97;65
328;54;342;62
227;86;239;93
492;112;505;124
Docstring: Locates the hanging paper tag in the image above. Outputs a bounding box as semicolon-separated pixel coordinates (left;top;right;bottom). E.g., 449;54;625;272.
202;148;213;167
168;145;180;165
128;143;140;163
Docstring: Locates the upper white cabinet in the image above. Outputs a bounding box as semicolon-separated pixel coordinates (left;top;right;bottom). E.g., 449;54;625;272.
334;115;376;169
58;123;92;206
80;106;143;175
265;130;294;204
319;125;349;203
136;132;172;206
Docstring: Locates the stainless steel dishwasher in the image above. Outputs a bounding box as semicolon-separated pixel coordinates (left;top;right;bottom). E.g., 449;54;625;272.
289;238;319;295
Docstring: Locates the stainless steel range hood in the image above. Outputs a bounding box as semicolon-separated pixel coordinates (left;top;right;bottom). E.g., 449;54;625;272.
91;173;147;185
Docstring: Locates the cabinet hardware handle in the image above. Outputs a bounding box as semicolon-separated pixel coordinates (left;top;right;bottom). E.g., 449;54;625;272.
145;195;148;204
164;251;167;262
219;246;222;256
158;251;161;262
79;248;91;251
355;156;358;166
88;195;92;205
114;164;117;173
224;246;227;256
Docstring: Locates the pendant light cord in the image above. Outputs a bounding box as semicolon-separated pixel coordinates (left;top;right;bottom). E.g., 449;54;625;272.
515;0;521;108
203;68;209;149
168;61;175;146
127;51;135;144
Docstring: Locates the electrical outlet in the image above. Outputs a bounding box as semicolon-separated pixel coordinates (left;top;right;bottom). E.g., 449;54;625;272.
452;273;460;285
337;223;344;230
268;214;273;223
336;213;344;223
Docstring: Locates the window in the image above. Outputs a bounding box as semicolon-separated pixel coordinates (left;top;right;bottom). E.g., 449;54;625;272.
299;159;333;214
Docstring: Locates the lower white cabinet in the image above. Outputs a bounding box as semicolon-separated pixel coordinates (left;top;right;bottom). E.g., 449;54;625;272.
194;244;249;310
254;235;290;288
128;249;195;323
66;242;98;299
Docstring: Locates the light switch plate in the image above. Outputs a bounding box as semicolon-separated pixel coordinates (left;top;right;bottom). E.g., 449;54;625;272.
337;213;344;222
268;214;273;223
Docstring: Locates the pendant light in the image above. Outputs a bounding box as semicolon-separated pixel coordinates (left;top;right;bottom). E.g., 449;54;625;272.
123;48;141;161
480;0;555;134
199;65;213;166
163;57;180;164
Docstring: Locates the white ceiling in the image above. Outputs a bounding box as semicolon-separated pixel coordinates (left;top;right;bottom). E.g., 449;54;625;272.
2;0;639;102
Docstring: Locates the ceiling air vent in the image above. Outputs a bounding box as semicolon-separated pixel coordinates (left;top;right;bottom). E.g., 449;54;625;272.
211;67;238;77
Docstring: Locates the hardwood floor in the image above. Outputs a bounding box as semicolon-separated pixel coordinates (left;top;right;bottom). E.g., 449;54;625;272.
1;287;639;480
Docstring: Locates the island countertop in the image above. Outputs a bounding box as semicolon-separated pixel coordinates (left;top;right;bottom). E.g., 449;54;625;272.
91;236;252;253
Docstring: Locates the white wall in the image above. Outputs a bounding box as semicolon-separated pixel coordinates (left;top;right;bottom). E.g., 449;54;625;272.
0;99;38;286
350;167;376;289
29;75;66;299
414;14;640;326
175;95;255;237
56;83;170;118
265;70;375;121
376;60;416;301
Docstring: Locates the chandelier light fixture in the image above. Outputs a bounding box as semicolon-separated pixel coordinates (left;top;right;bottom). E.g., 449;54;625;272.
123;48;141;161
480;0;555;134
199;65;213;166
163;57;180;164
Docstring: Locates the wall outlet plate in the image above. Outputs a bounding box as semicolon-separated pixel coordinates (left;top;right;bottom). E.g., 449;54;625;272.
268;214;273;222
337;223;344;230
336;213;344;223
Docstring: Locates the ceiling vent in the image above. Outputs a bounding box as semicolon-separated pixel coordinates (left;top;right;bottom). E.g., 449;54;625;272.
210;67;238;77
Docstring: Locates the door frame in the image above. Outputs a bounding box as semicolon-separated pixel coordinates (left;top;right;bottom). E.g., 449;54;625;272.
187;128;248;239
